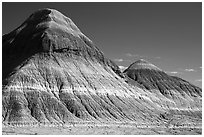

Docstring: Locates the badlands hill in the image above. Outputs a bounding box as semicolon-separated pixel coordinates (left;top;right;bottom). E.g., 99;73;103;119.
2;8;202;131
124;59;202;119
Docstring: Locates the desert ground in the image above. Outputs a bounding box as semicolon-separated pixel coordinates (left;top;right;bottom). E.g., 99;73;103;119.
2;122;202;135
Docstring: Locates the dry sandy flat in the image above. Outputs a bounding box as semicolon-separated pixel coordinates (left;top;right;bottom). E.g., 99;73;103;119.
2;124;202;135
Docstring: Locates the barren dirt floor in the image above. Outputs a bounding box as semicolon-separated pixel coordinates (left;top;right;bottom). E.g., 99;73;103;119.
2;124;202;135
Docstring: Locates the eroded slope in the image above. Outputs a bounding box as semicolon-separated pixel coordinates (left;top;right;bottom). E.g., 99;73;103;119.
3;9;165;125
124;59;202;121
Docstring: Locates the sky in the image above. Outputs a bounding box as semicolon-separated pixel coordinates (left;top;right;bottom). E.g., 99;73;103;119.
2;2;202;88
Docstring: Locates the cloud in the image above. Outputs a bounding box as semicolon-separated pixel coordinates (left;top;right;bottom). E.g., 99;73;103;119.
114;58;124;62
166;70;184;75
200;66;202;69
125;53;147;58
125;53;140;57
184;69;195;72
119;66;127;71
167;71;179;74
195;79;202;82
125;53;161;60
113;58;131;62
155;56;161;59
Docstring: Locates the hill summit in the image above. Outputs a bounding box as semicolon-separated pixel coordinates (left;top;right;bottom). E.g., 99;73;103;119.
26;8;82;35
125;59;162;71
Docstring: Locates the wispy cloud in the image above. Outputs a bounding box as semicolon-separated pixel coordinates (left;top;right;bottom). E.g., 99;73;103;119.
184;69;196;72
119;66;127;71
155;56;161;59
166;71;179;74
125;53;161;60
113;58;131;62
125;53;140;57
114;58;124;62
195;79;202;82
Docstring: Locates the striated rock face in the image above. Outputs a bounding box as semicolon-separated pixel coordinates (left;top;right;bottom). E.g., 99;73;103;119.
2;9;163;124
124;59;202;120
2;8;201;128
